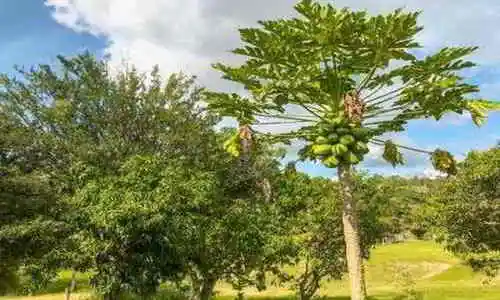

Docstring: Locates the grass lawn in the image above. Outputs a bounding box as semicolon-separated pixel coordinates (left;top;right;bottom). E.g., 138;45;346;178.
2;240;499;300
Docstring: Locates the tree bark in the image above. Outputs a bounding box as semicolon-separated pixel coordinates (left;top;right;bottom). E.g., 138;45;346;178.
64;270;77;300
238;124;253;168
190;273;216;300
338;164;366;300
198;278;216;300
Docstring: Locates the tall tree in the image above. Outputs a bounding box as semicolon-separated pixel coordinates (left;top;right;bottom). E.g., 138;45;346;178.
206;1;499;299
0;53;221;296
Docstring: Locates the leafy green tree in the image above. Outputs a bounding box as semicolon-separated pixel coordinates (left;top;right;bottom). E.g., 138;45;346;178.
358;175;436;241
0;111;69;295
0;53;223;296
206;1;499;298
70;156;187;299
72;147;280;300
272;169;345;300
436;146;500;277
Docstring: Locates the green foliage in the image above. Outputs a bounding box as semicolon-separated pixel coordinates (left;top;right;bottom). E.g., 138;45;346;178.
430;149;457;175
204;92;282;125
0;53;222;297
436;146;500;276
269;171;386;299
382;141;405;167
0;113;69;295
466;100;500;126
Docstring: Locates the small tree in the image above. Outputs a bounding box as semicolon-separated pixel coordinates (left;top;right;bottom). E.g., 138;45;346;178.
274;169;345;300
207;1;499;299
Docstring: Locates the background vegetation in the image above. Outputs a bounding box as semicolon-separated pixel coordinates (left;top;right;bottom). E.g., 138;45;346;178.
0;1;499;299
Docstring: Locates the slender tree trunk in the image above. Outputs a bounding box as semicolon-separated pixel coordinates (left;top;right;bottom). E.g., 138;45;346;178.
360;257;368;296
338;164;366;300
199;278;216;300
64;270;77;300
191;276;216;300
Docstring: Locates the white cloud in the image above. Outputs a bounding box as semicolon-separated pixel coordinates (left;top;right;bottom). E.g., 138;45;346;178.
45;0;500;87
44;0;500;176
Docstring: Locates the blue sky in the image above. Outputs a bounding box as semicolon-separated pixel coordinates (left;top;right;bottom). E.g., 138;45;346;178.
0;1;105;73
2;0;499;178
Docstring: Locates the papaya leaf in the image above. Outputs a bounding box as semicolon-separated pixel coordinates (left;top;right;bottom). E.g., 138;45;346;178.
466;99;500;127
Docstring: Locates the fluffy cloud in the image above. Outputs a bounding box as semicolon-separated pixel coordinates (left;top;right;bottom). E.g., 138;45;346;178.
44;0;500;176
46;0;500;88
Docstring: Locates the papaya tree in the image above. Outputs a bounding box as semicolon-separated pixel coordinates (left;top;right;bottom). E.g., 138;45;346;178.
206;1;500;299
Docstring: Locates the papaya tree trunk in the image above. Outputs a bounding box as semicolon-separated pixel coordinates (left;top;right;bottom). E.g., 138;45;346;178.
338;164;366;300
238;124;253;168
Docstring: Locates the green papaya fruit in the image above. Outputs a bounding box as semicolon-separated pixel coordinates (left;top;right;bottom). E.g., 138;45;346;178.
333;144;348;155
317;124;331;136
325;112;337;120
226;145;240;157
340;135;356;145
327;133;339;143
343;151;360;165
223;139;232;149
352;128;372;140
336;127;350;135
354;141;369;154
322;156;339;168
312;144;332;156
315;136;329;144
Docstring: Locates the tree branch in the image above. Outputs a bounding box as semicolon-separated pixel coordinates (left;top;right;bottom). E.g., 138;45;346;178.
299;102;323;119
363;104;414;120
254;113;317;123
363;109;425;125
357;67;377;93
362;85;387;104
363;80;414;105
370;138;433;154
253;120;312;126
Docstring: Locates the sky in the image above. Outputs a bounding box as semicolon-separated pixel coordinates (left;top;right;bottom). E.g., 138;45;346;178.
1;0;498;178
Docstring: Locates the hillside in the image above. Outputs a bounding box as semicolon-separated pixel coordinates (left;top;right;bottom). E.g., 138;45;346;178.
2;241;499;300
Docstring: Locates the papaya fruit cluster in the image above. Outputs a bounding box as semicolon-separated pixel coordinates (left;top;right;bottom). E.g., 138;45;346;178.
223;133;241;157
301;116;372;168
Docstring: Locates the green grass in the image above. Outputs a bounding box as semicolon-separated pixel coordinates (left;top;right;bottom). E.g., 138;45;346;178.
2;240;499;300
